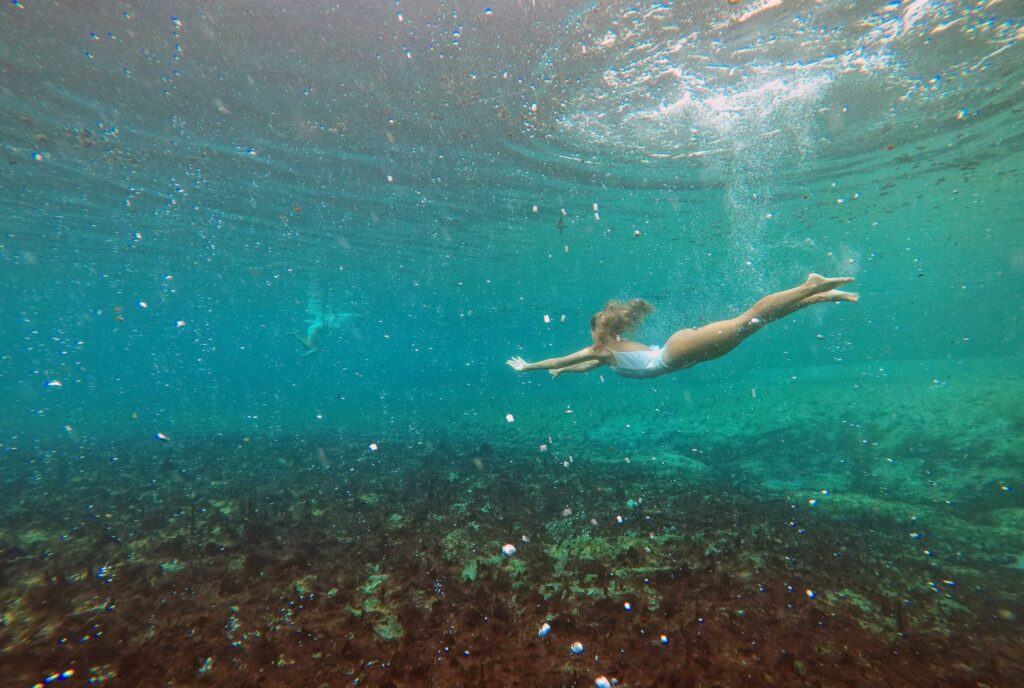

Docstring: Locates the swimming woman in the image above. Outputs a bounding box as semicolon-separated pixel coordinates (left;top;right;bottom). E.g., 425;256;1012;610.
506;273;858;379
290;288;355;357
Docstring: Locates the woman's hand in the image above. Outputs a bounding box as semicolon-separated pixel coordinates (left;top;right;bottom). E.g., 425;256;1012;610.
506;356;529;372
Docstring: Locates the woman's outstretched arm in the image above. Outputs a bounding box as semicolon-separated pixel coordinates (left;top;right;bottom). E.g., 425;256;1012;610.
550;359;604;378
506;346;599;372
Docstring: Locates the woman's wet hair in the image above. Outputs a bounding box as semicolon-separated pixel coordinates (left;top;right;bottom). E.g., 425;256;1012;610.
590;299;654;342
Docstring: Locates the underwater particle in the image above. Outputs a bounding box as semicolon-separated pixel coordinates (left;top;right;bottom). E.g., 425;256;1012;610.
633;229;641;237
501;543;517;557
626;499;639;510
198;657;213;673
45;380;62;387
543;314;551;323
484;7;493;14
806;589;816;599
156;432;170;442
623;601;632;611
808;498;817;506
570;641;584;655
532;204;538;213
616;515;624;524
138;300;148;308
386;174;394;183
943;579;956;587
176;320;186;328
505;413;515;423
539;444;548;452
561;508;572;517
369;442;379;451
31;151;44;161
538;622;551;637
560;314;566;322
660;634;669;645
595;677;612;688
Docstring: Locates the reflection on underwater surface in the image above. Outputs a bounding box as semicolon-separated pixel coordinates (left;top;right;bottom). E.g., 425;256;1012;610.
0;0;1022;685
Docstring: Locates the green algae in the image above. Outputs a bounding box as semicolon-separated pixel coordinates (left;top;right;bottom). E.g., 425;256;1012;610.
350;568;404;641
159;559;185;574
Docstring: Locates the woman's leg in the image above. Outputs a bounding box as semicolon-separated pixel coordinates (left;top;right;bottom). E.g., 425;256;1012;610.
661;274;855;369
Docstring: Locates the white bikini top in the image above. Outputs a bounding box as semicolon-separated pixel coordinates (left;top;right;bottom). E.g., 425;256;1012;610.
610;347;670;379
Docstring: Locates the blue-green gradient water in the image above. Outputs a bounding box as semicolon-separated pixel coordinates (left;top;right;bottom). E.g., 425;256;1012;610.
2;0;1020;444
1;1;1023;685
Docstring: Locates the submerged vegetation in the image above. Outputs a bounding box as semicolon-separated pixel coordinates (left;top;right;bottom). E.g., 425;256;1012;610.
3;367;1022;686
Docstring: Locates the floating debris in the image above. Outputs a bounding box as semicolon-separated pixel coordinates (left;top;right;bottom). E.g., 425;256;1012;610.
538;622;551;638
569;641;584;655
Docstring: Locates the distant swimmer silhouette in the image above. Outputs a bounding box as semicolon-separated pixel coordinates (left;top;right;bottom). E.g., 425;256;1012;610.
290;290;354;357
506;273;858;380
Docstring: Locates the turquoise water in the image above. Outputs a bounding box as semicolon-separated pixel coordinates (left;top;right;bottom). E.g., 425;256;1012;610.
1;2;1022;686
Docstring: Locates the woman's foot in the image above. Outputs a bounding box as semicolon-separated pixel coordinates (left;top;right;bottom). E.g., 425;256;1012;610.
799;289;859;306
806;273;855;292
